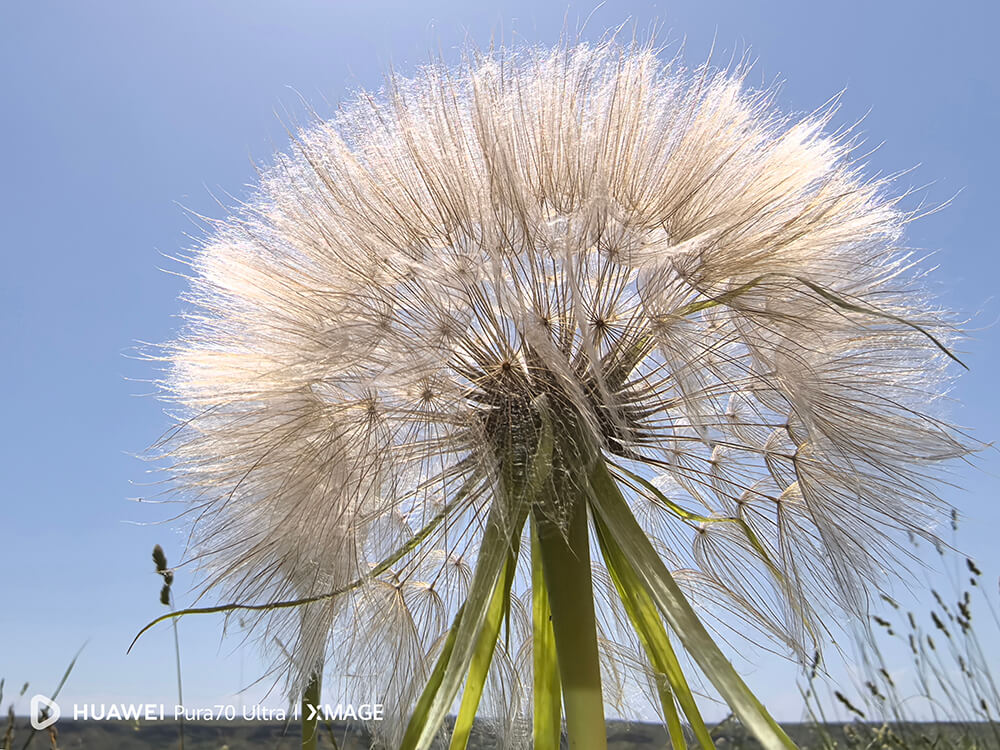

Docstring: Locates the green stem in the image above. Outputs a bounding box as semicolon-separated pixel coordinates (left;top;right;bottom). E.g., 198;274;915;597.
170;617;185;750
531;518;562;750
535;503;607;750
302;670;321;750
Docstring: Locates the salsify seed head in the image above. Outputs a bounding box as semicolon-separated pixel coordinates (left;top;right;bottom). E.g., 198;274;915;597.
156;39;974;743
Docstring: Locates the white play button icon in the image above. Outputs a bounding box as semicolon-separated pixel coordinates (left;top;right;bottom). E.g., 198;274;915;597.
30;695;60;731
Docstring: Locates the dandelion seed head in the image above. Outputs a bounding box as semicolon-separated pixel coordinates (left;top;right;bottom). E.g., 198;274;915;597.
156;38;974;740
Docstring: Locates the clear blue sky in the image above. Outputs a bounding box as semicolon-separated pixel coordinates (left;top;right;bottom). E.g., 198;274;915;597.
2;0;997;722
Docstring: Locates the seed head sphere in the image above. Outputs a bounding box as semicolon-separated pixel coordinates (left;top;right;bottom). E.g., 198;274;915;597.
158;41;972;744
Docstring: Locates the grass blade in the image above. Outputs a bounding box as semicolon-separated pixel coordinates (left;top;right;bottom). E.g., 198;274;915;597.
398;606;464;750
21;642;86;750
593;511;713;750
128;485;476;652
449;546;518;750
588;458;797;750
399;503;516;750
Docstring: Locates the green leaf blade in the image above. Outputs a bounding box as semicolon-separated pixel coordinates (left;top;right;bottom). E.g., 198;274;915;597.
593;511;713;750
588;458;798;750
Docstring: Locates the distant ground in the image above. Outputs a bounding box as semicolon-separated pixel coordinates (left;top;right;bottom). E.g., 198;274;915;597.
7;719;999;749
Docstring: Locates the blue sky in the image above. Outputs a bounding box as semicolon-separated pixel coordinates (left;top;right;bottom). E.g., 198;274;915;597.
2;0;997;722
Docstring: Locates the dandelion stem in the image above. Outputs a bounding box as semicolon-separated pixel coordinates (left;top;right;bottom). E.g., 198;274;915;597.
302;670;321;750
531;518;562;750
535;500;607;750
